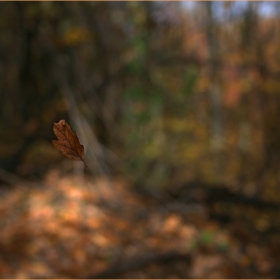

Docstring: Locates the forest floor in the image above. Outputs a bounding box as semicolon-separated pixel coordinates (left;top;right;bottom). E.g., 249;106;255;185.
0;169;279;278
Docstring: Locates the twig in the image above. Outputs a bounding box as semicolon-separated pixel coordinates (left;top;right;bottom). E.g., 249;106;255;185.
0;167;46;189
89;250;192;279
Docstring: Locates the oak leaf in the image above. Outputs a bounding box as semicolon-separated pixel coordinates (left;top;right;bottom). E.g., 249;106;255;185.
52;120;87;166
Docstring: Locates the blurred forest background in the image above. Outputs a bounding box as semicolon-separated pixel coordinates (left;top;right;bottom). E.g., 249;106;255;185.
1;1;280;278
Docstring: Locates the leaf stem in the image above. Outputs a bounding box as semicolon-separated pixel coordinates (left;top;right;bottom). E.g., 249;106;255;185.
83;160;88;168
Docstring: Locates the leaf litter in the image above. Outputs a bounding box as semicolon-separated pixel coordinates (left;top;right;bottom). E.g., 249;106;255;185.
0;173;277;278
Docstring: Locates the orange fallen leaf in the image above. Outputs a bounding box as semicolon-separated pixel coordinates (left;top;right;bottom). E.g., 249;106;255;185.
52;120;87;167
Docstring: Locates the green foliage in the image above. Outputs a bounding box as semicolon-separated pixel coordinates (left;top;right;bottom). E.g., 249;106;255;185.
182;66;198;98
190;229;230;252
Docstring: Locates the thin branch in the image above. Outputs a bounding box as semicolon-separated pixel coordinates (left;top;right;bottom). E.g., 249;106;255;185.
89;250;192;279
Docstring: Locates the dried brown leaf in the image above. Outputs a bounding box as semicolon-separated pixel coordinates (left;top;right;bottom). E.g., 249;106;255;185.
52;120;87;166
